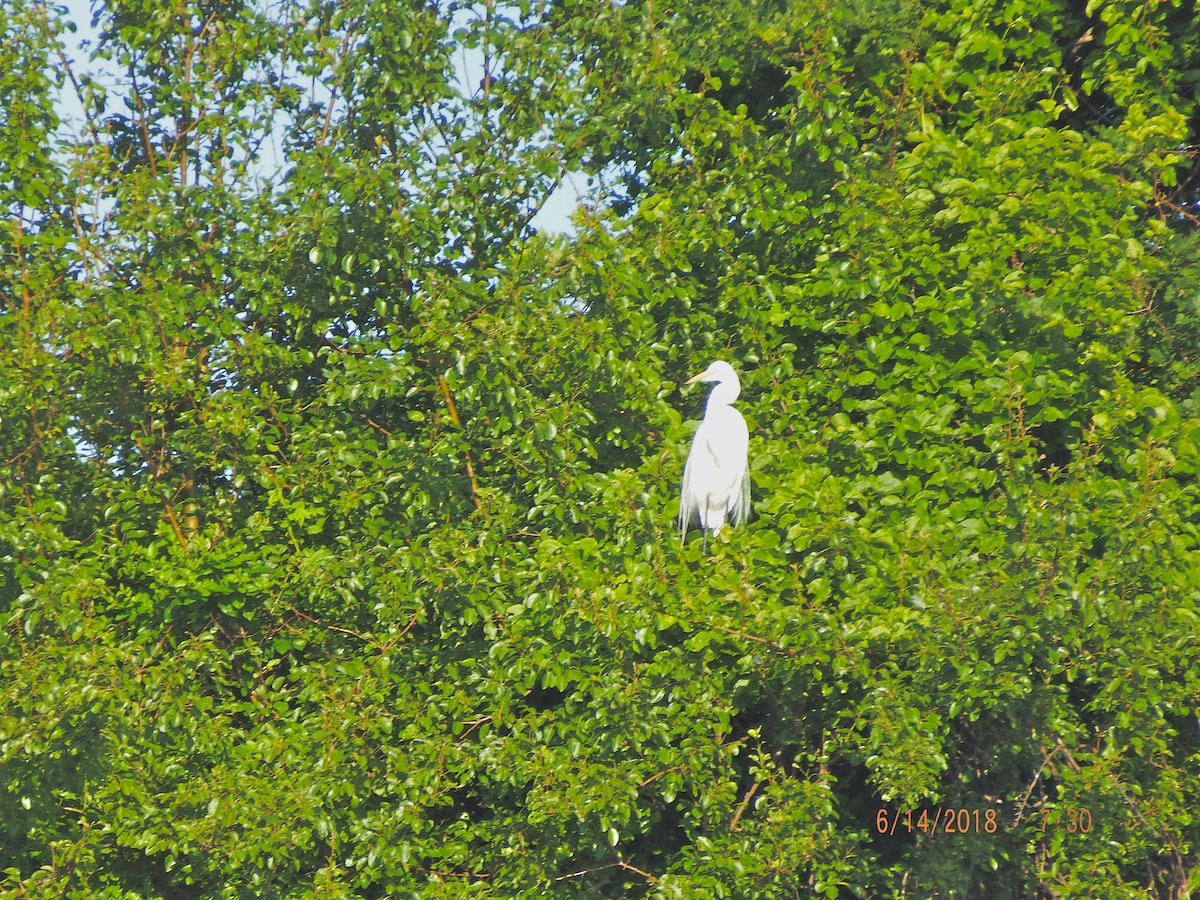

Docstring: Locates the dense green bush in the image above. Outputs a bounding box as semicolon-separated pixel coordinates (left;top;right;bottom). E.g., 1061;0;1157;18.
2;0;1199;896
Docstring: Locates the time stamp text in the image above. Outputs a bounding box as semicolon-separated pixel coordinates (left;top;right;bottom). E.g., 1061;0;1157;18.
875;806;1094;836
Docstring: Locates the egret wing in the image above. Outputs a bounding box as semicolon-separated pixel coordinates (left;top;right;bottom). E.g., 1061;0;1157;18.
722;410;751;526
679;452;696;538
679;427;713;537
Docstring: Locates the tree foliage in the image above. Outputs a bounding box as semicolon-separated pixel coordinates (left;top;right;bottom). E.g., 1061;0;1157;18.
3;0;1200;896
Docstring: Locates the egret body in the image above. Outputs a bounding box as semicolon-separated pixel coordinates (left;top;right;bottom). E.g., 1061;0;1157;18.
679;360;751;544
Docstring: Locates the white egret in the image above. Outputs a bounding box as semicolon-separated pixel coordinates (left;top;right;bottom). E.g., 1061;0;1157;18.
679;360;751;547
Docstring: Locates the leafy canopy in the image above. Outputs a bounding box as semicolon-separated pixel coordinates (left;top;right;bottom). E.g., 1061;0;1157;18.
2;0;1200;896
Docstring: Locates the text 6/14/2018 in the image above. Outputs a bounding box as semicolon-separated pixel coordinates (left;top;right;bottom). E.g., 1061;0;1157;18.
875;807;1095;836
876;807;998;835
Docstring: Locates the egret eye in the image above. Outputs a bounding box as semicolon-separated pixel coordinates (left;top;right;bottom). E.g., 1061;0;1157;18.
679;360;751;550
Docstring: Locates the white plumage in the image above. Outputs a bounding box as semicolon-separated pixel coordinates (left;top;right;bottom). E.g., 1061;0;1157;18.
679;360;751;543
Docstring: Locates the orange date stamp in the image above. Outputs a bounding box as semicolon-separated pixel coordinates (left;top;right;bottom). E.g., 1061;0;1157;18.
875;806;1095;835
876;807;999;835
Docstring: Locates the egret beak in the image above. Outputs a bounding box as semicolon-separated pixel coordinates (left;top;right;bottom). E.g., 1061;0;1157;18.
685;367;713;386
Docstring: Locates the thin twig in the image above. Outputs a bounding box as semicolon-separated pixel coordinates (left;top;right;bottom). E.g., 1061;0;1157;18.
555;863;618;882
670;614;798;655
618;860;657;882
289;608;372;643
163;502;190;553
729;781;760;832
363;415;393;435
437;374;482;508
555;860;658;884
30;0;102;145
1012;741;1055;829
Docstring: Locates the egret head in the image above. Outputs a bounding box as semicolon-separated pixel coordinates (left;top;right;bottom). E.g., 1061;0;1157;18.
685;360;739;387
685;360;741;408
